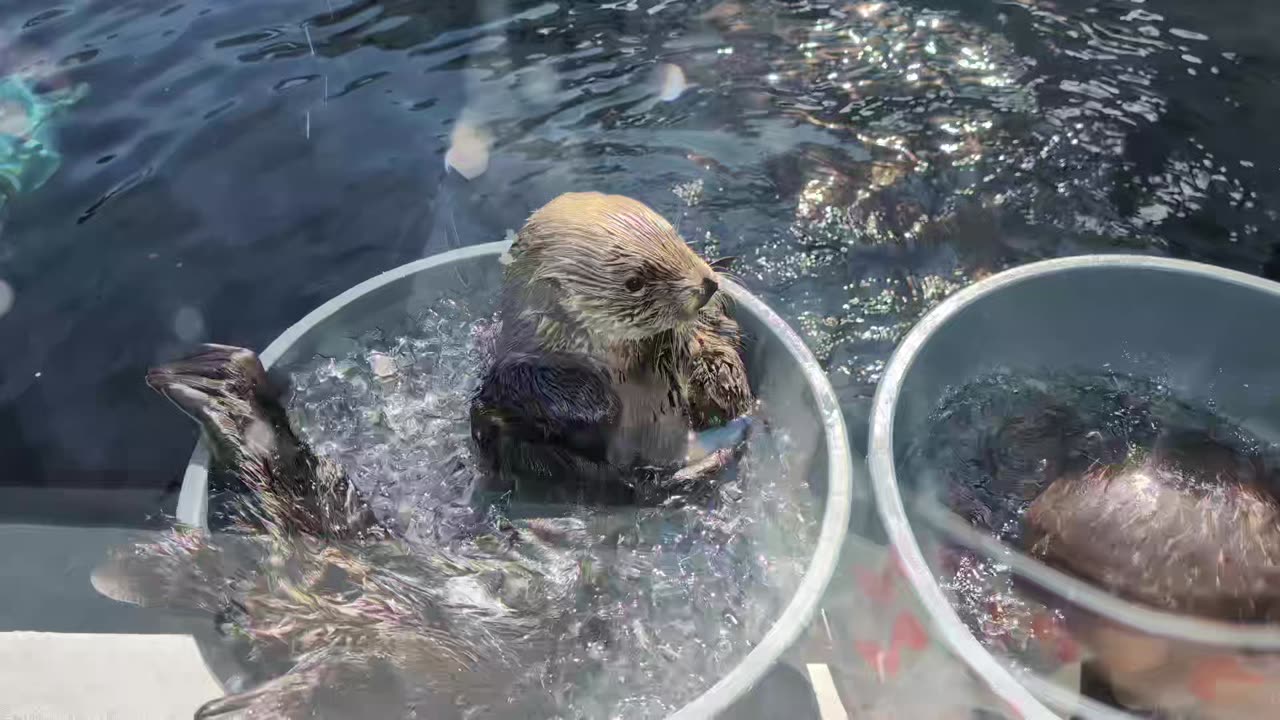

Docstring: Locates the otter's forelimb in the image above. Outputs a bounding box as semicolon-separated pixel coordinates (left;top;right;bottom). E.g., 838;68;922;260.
471;351;637;503
687;302;754;427
146;343;377;539
472;351;619;452
472;349;755;505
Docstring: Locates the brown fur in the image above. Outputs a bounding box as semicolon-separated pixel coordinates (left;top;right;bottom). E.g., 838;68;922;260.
504;191;752;427
474;193;754;503
1025;439;1280;621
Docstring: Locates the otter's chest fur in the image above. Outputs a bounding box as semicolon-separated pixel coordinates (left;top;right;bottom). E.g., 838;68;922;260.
604;341;692;469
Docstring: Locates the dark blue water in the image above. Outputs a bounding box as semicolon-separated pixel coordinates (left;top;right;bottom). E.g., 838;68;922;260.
1;0;1277;525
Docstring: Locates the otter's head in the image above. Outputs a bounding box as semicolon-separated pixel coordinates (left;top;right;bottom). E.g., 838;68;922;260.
506;192;721;343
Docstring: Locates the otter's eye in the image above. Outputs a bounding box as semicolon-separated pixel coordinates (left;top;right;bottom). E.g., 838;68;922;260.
625;276;645;292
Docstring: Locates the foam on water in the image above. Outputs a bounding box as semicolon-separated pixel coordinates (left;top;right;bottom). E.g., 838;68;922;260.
281;296;819;718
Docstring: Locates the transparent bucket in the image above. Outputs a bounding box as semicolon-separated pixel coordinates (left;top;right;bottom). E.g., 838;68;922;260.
869;254;1280;719
175;240;855;719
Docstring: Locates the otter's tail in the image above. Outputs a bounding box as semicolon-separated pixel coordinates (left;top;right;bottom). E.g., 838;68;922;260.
146;343;377;539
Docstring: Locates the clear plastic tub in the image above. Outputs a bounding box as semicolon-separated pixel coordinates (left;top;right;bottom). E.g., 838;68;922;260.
174;240;855;719
869;255;1280;719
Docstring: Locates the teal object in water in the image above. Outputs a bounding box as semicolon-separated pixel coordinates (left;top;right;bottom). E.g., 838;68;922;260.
0;76;84;201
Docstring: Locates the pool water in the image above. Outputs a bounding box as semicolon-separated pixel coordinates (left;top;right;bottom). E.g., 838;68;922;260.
0;0;1277;512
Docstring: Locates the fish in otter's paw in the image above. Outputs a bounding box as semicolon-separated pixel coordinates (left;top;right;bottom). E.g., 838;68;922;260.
92;344;641;720
470;192;756;507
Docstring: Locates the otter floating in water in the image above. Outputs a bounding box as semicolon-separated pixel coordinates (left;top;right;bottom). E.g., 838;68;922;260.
921;373;1280;716
922;372;1280;621
91;194;760;718
94;344;600;719
472;192;754;506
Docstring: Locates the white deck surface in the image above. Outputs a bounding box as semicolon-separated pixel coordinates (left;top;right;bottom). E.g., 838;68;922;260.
0;632;222;720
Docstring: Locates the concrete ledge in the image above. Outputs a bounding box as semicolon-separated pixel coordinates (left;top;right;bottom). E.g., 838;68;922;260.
0;632;221;720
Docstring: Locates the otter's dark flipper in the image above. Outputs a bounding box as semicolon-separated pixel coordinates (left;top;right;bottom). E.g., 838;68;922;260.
147;344;376;538
471;351;635;504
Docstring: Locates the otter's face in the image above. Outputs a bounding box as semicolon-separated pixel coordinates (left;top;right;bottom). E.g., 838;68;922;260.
511;192;721;343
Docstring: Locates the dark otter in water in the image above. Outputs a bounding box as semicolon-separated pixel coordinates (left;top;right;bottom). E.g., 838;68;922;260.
921;373;1280;716
471;192;754;506
94;344;651;719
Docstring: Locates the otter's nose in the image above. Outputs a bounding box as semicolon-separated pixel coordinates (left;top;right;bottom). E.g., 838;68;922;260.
697;277;719;309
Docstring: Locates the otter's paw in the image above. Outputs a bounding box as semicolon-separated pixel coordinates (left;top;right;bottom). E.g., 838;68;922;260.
635;418;755;504
146;343;271;422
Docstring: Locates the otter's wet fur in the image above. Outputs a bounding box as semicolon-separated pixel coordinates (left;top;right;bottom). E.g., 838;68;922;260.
912;370;1280;622
91;345;656;720
471;192;754;505
1024;435;1280;621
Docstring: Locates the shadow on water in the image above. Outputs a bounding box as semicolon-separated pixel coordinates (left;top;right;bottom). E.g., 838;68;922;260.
0;0;1277;525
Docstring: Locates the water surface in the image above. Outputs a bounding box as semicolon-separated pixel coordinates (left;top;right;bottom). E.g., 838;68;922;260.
0;0;1277;523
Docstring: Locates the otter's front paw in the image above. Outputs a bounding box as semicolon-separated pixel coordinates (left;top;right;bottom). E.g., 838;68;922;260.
633;415;756;504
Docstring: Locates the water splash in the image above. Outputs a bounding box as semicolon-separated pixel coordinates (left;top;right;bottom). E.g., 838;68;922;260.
278;296;819;716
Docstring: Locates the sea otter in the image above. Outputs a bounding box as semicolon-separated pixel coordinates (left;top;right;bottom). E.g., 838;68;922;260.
1020;431;1280;718
923;373;1280;620
1024;430;1280;623
471;192;754;506
90;194;758;717
93;345;648;719
924;372;1280;717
